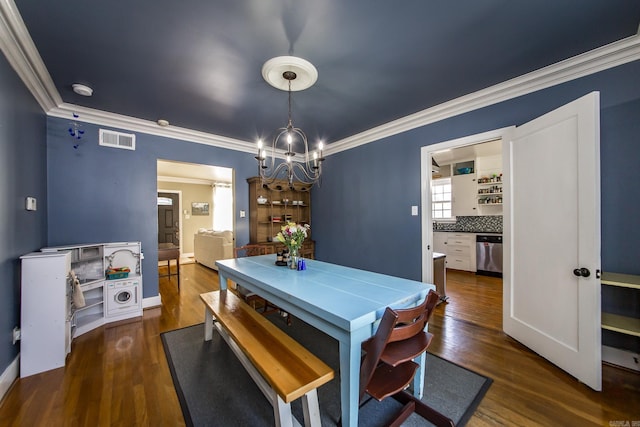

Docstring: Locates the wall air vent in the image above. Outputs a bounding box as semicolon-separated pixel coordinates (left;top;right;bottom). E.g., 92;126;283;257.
99;129;136;150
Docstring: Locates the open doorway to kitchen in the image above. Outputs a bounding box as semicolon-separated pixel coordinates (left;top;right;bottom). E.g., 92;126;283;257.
157;160;234;291
420;127;507;307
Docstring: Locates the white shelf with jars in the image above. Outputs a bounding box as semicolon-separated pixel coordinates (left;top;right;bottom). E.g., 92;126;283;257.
477;176;503;206
475;154;503;214
476;172;503;212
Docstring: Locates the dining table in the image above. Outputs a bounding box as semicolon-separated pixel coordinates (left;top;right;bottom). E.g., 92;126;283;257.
211;254;434;427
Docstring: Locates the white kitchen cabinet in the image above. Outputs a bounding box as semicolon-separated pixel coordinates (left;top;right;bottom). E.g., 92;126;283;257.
20;251;73;378
433;231;449;254
446;232;476;272
452;173;477;216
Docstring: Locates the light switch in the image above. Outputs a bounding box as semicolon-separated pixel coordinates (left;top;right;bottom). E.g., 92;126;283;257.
240;210;246;218
25;197;37;211
411;205;418;216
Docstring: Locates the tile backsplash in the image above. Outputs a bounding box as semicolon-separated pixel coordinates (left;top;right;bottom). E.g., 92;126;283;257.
433;215;502;233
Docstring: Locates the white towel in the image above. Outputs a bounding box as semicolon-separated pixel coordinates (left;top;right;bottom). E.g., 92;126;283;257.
70;270;86;308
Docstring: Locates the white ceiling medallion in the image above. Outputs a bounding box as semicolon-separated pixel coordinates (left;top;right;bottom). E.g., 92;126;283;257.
261;56;318;92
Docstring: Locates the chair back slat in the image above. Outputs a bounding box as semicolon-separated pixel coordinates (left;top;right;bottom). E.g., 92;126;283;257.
388;290;439;343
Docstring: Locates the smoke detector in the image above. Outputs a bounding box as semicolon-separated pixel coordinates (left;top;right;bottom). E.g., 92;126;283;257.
72;83;93;97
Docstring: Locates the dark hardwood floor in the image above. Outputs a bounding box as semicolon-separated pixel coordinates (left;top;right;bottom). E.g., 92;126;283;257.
0;263;638;426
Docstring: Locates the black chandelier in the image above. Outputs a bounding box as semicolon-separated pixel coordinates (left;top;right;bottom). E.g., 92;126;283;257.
256;56;325;188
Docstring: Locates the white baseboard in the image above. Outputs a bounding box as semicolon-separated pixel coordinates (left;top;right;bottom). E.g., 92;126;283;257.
182;252;194;258
0;355;19;402
143;294;162;309
602;345;640;372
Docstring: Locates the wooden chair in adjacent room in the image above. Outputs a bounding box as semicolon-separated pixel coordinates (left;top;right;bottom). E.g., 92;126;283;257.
356;289;455;427
233;244;291;325
298;245;314;260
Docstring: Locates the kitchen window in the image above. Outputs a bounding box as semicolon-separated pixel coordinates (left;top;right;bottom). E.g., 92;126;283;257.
432;178;452;219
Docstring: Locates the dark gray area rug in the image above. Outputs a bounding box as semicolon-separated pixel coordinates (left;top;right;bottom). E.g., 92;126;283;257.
161;316;491;426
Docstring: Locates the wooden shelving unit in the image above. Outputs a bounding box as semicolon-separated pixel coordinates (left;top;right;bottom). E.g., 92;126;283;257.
601;272;640;371
247;177;315;257
601;272;640;337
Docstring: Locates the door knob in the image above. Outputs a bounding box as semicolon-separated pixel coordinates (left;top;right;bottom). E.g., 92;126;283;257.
573;268;591;278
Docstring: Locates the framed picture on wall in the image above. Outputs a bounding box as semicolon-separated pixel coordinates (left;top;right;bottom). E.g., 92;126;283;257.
192;202;210;216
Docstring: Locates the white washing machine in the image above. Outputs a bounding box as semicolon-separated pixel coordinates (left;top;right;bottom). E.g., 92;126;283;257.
105;278;141;317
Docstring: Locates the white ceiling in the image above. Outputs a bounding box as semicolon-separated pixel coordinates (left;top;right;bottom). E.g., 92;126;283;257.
432;139;502;166
157;160;233;183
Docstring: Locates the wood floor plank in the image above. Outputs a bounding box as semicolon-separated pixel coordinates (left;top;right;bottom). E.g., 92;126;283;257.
0;263;638;426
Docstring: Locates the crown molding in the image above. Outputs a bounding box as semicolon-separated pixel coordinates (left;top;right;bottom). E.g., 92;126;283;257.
48;103;257;154
2;0;639;158
0;0;61;110
157;175;216;186
325;34;640;156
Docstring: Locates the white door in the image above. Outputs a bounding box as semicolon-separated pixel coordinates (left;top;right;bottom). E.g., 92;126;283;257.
503;92;601;390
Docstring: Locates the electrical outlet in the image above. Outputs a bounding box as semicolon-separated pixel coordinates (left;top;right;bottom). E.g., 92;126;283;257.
12;327;20;344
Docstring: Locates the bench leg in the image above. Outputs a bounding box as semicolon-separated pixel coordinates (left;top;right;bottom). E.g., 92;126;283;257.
273;394;294;427
204;306;214;341
301;388;322;427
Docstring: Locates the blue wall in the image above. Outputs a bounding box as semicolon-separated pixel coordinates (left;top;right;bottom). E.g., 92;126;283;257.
314;59;640;280
0;55;48;373
46;119;256;298
600;96;640;273
3;49;640;378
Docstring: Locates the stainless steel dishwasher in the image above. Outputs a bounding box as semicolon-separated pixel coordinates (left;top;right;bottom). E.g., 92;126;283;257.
476;234;503;277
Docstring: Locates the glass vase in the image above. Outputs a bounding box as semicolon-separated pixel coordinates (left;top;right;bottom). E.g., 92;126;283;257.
289;248;299;270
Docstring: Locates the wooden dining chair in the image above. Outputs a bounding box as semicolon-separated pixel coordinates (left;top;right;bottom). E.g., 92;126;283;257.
357;289;454;427
233;244;291;325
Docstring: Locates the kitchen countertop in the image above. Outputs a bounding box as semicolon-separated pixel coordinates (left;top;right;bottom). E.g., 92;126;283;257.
433;230;502;234
433;252;446;259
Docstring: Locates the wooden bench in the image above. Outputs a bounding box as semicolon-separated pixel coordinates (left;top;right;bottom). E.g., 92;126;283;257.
200;290;334;427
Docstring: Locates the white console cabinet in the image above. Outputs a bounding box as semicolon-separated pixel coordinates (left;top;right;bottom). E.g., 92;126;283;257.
20;242;142;377
20;251;73;378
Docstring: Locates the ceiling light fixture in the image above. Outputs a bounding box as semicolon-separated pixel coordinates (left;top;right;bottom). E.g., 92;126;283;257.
72;83;93;97
256;56;324;188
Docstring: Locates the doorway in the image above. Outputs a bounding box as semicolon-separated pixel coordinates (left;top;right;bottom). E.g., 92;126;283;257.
158;191;180;245
421;128;510;283
420;92;602;391
157;160;234;261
